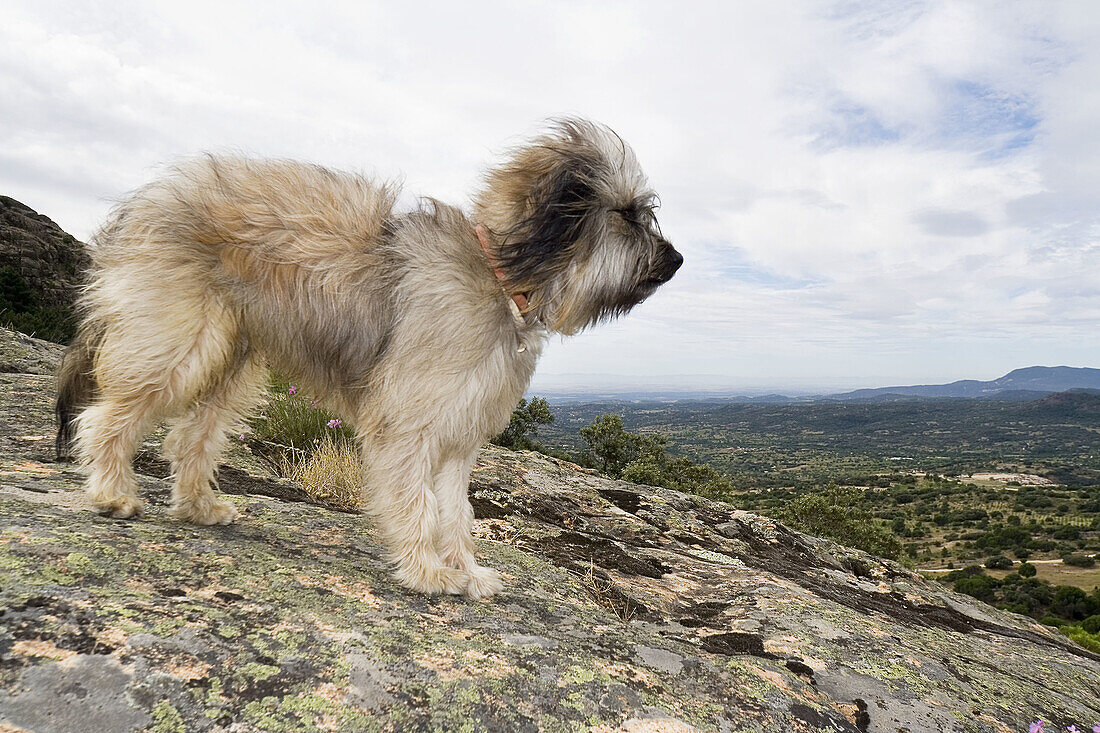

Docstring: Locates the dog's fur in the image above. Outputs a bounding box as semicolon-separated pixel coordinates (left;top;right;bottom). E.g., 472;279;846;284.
55;119;681;599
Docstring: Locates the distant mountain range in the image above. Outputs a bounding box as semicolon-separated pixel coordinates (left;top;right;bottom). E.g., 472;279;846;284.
537;366;1100;404
828;366;1100;402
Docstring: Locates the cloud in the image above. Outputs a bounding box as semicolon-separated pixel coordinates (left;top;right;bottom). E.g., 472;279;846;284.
1;0;1098;389
910;208;990;237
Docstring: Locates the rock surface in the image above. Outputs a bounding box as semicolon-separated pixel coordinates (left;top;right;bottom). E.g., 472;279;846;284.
0;196;89;313
1;329;1099;732
0;326;64;375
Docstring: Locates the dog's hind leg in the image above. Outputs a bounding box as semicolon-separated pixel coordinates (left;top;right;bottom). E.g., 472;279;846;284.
73;310;195;518
75;389;166;518
359;430;467;596
163;353;267;525
434;448;503;600
75;289;247;521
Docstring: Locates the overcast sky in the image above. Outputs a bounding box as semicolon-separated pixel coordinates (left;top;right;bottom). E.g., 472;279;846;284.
3;1;1098;392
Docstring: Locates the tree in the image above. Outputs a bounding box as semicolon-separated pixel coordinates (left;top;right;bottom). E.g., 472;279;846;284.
985;555;1013;570
579;414;642;477
954;575;997;604
492;397;554;451
1018;562;1037;578
1050;585;1095;621
622;436;733;499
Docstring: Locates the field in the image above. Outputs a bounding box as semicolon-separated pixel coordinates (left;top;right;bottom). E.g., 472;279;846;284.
537;392;1100;589
970;561;1100;591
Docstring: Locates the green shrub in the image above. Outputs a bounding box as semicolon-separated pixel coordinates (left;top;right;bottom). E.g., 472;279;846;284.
0;266;35;311
953;575;997;603
1017;562;1037;578
985;555;1013;570
1;306;78;344
622;444;733;499
577;413;733;499
975;525;1031;550
943;565;986;582
1061;553;1096;568
776;485;903;560
0;265;77;343
1059;625;1100;654
1049;585;1096;621
1082;614;1100;635
1052;526;1081;540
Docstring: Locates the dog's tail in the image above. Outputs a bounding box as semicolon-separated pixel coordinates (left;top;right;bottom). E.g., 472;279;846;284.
55;323;102;462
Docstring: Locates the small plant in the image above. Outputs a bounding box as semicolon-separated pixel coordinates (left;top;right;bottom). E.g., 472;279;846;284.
248;381;356;452
247;379;360;505
284;434;362;510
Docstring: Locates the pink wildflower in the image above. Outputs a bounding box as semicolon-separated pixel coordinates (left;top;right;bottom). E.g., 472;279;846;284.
1029;724;1044;733
327;418;342;429
310;399;319;408
287;385;298;395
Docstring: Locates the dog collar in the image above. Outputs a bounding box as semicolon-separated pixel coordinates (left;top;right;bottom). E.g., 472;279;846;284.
475;225;529;314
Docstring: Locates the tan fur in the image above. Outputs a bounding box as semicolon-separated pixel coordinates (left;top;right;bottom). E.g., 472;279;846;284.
59;120;680;600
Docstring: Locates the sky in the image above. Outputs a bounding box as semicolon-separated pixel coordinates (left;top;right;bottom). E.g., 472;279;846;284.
2;1;1099;393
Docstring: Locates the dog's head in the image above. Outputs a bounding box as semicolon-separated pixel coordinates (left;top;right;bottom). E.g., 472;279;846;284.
474;119;682;335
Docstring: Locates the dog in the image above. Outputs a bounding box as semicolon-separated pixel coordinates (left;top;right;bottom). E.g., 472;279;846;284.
55;119;682;600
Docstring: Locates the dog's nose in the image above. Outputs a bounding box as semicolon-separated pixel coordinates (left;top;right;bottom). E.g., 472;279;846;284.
654;246;683;283
648;249;682;285
668;247;683;273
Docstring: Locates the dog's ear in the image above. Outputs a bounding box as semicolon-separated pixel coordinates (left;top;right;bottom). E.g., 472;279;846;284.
498;154;599;287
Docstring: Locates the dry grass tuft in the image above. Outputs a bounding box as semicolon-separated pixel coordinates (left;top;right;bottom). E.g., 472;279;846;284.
283;435;363;510
579;562;637;624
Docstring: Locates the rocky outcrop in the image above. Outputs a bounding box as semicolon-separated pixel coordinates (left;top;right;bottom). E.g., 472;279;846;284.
1;329;1098;732
0;196;89;312
0;197;89;343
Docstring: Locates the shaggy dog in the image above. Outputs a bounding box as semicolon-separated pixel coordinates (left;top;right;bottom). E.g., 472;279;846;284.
55;119;682;599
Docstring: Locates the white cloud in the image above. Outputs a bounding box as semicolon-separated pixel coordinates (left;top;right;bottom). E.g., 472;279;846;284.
1;0;1098;390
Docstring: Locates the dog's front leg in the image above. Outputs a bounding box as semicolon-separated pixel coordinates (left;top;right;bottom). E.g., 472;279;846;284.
361;435;467;597
434;448;503;600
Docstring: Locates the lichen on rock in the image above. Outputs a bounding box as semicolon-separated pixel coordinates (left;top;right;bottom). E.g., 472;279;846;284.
1;329;1098;732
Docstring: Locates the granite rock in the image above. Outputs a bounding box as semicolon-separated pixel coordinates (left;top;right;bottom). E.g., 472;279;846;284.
1;330;1098;732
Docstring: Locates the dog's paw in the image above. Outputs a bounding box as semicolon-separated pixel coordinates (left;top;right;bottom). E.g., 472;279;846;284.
394;563;467;596
463;565;503;601
94;495;144;519
170;498;239;526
